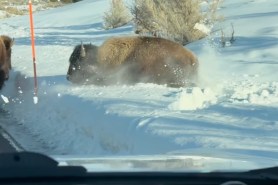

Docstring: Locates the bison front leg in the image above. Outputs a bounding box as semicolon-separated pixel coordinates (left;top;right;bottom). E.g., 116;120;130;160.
0;69;6;90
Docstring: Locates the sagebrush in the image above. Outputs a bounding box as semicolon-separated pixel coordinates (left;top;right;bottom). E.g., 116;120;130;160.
131;0;223;45
103;0;131;30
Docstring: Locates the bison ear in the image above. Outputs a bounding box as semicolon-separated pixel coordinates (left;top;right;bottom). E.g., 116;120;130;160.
80;42;86;58
1;36;14;49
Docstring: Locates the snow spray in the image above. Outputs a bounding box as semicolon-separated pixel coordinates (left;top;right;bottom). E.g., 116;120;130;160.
28;0;38;104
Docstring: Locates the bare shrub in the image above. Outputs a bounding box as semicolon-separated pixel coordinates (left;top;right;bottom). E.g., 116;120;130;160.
131;0;223;45
103;0;131;30
204;0;224;24
220;23;235;47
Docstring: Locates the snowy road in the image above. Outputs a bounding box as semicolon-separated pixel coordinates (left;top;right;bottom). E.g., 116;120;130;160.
0;108;52;154
0;109;22;153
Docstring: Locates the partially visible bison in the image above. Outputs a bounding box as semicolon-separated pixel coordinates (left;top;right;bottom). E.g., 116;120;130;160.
67;36;198;87
0;35;14;90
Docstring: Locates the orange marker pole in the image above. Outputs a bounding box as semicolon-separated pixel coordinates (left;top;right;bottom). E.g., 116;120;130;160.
28;0;38;98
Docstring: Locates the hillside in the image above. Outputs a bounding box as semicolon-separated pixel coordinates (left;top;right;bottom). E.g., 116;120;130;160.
0;0;76;19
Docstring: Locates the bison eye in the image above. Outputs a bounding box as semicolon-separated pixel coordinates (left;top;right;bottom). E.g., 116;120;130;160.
72;67;76;71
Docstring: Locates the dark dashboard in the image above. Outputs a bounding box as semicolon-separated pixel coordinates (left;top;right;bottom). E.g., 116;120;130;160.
0;152;277;185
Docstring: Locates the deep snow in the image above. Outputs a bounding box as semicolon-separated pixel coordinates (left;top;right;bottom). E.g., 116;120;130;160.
0;0;277;169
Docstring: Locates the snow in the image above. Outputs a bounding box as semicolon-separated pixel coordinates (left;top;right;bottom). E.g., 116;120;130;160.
0;0;278;170
169;87;217;111
1;95;9;104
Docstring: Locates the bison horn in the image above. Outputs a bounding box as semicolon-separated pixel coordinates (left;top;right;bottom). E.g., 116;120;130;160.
80;42;86;58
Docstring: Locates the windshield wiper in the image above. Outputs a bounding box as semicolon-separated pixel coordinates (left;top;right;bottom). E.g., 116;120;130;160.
0;151;86;178
0;152;277;185
244;166;278;180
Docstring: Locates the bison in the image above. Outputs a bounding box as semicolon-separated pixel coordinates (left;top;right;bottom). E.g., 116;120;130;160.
0;35;14;90
67;36;198;87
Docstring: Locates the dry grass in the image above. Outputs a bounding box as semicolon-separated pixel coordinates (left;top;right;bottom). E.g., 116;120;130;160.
0;6;24;18
131;0;223;45
103;0;131;30
0;0;73;19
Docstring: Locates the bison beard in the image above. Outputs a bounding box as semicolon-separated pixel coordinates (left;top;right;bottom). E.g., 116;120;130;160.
0;69;5;90
67;36;199;87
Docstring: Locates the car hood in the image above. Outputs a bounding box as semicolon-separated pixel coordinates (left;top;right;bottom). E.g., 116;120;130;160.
53;149;278;172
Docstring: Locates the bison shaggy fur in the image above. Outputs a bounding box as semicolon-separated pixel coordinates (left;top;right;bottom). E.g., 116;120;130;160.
67;36;198;87
0;35;14;90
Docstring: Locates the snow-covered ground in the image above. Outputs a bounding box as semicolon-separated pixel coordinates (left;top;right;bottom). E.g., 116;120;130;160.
0;0;277;169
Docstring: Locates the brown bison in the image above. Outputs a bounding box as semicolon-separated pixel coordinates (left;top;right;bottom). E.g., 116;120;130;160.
67;36;198;87
0;35;14;90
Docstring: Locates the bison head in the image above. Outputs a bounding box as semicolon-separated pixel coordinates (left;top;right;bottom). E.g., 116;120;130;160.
67;43;99;83
0;35;14;81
